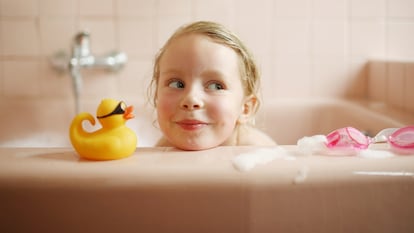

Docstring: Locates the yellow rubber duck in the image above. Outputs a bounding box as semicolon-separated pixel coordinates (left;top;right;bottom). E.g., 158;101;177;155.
69;99;137;160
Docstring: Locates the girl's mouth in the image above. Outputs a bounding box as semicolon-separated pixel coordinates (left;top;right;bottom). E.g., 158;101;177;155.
176;119;209;130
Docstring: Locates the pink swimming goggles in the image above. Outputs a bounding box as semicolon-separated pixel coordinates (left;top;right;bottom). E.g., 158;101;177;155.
325;126;414;154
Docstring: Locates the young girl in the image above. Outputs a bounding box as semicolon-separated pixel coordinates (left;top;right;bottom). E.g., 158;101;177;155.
149;21;276;150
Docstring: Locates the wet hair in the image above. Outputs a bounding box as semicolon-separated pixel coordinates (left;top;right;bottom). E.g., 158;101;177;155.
149;21;261;114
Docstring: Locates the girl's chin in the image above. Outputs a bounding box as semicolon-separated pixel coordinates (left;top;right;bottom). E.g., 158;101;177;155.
176;145;214;151
174;141;220;151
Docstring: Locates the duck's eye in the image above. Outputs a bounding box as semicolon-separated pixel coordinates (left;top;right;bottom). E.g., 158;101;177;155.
206;81;225;90
120;102;127;111
97;101;126;119
168;80;185;89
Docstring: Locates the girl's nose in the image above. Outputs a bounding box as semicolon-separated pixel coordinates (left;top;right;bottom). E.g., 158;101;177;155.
180;90;204;110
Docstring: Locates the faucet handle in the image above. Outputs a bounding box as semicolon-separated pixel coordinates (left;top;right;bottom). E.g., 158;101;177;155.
105;52;128;72
74;31;90;41
73;31;91;57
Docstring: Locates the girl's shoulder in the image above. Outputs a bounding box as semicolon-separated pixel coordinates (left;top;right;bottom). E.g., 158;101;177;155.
237;125;277;146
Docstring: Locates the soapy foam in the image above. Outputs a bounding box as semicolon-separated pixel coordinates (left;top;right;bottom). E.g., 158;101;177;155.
358;149;395;158
297;135;327;156
232;147;293;172
293;165;309;184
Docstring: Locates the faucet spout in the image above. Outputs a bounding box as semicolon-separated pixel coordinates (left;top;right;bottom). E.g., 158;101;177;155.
50;31;128;114
69;62;82;114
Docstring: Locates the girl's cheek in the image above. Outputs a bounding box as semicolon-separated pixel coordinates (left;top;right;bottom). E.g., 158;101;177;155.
205;98;233;120
157;92;178;112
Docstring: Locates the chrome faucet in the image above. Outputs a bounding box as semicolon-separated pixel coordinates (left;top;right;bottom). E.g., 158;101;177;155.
70;31;127;71
51;31;127;113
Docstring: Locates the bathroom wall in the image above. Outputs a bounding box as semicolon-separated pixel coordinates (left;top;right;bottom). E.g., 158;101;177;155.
0;0;413;137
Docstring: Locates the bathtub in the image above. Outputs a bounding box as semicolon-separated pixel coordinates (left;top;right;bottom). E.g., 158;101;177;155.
257;98;411;144
1;98;414;233
0;98;411;147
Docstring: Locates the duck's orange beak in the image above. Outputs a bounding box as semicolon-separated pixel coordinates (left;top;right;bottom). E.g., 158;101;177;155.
123;105;135;120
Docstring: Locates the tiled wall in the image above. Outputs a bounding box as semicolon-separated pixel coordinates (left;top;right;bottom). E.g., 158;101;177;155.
0;0;413;120
368;60;414;113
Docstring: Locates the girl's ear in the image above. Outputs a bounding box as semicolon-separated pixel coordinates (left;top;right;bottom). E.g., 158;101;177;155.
238;95;258;124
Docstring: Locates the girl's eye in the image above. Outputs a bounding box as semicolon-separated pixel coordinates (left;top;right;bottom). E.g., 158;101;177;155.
168;80;185;89
206;82;225;90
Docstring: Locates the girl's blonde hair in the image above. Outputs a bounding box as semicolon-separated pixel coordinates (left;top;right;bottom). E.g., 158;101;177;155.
149;21;261;113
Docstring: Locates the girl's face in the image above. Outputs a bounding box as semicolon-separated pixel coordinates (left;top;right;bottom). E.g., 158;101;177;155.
156;34;250;150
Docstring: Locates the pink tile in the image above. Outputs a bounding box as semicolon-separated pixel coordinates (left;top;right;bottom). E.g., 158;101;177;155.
0;0;38;17
350;21;386;59
117;0;157;18
273;19;311;56
274;0;311;18
272;58;312;98
3;60;40;97
388;0;414;18
388;23;414;59
157;17;192;49
159;0;192;17
1;0;414;122
39;60;72;98
79;0;114;16
1;19;39;56
39;18;76;56
256;57;274;101
313;0;347;19
350;0;386;18
119;19;155;59
254;53;273;83
39;0;76;17
80;70;119;99
312;21;346;58
235;0;273;56
387;62;405;108
194;0;235;28
236;0;273;21
78;19;116;54
312;60;348;97
118;60;153;98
